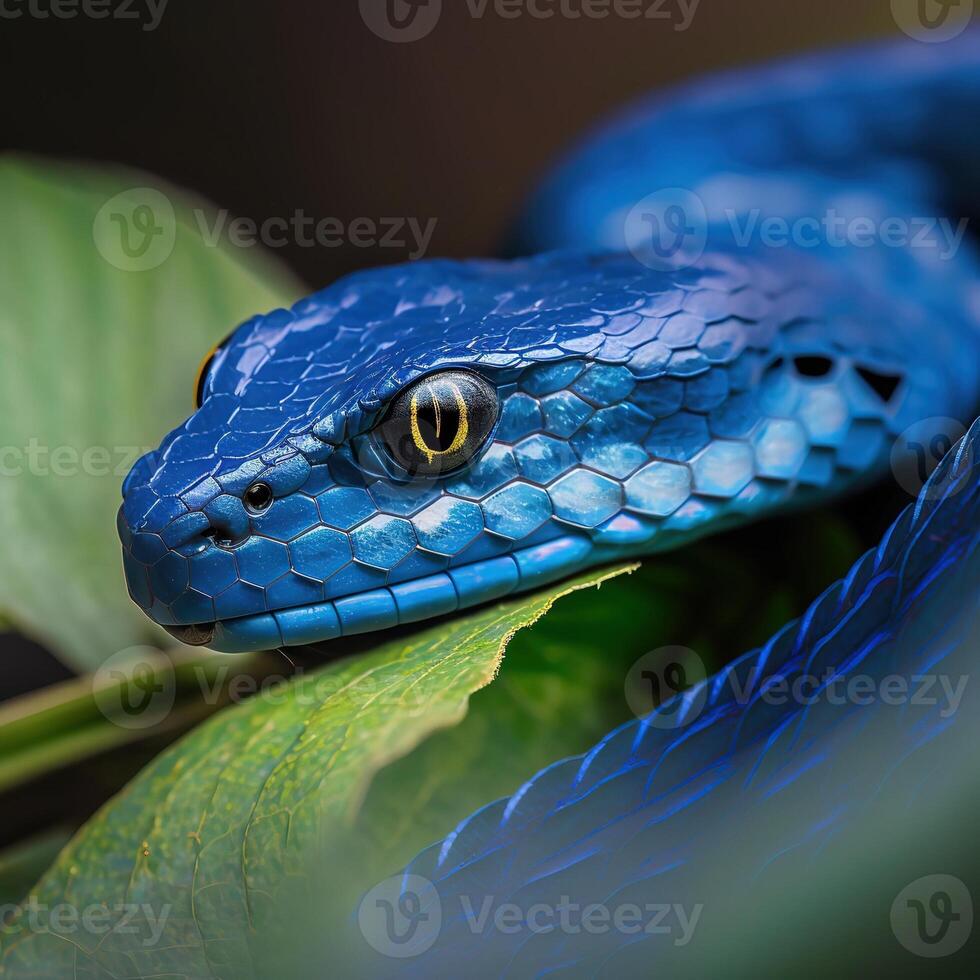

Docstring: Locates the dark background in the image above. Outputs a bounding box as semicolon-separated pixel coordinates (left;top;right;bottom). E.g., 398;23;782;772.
6;0;897;288
0;1;907;700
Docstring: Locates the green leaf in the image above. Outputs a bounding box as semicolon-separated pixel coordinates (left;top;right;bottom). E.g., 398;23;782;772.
298;513;863;962
0;509;864;977
0;156;302;670
341;561;684;876
0;566;636;978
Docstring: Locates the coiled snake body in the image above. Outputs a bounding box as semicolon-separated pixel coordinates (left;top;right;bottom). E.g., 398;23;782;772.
119;33;980;976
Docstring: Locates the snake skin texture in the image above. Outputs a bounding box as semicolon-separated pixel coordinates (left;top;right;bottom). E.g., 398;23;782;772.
113;32;980;976
370;411;980;979
118;249;972;652
118;35;980;653
337;38;979;975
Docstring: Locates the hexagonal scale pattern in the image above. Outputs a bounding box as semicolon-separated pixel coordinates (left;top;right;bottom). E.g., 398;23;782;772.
351;515;418;570
413;497;485;556
691;441;755;498
514;435;578;485
550;470;622;527
289;526;352;581
482;482;552;540
625;462;692;517
117;246;942;639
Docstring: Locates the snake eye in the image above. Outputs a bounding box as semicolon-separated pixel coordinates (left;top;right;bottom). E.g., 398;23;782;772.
243;481;274;514
379;370;498;477
194;330;235;408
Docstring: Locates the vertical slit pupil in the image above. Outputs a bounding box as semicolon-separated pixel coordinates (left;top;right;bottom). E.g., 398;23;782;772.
416;385;462;453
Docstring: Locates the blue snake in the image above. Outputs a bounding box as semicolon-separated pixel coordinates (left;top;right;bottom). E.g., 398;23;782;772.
118;33;980;974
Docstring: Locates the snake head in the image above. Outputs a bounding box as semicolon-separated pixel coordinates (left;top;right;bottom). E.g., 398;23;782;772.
119;252;916;652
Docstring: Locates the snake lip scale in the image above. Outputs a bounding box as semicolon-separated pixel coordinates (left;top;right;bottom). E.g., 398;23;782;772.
160;532;610;651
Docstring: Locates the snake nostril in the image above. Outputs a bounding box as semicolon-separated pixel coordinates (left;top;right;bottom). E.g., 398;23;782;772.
199;514;247;550
202;528;237;548
158;511;244;554
199;523;231;548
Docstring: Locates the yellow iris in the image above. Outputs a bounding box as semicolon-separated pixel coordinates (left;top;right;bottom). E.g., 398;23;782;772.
409;379;470;464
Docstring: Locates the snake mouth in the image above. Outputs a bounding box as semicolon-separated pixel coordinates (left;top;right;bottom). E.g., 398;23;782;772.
162;533;602;654
163;622;216;647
